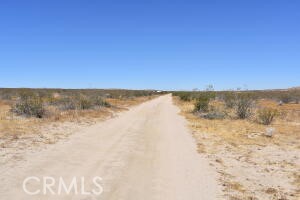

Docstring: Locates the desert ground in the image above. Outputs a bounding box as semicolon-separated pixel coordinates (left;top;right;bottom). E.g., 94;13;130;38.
174;91;300;200
0;89;155;166
0;89;299;200
0;94;219;200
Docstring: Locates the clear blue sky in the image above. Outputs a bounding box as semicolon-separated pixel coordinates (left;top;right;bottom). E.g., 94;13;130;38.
0;0;299;90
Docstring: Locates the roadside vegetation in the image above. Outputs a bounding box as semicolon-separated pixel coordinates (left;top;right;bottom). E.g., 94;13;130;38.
1;88;157;114
174;88;299;122
173;88;300;200
0;88;162;165
0;88;160;138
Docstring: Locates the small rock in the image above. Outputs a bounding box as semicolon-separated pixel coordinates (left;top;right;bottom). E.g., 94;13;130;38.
265;127;275;137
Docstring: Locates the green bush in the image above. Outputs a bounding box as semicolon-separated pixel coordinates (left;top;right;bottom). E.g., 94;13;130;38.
257;108;278;125
78;96;93;110
93;96;111;107
202;111;226;120
280;94;293;104
194;96;210;112
53;95;110;111
223;92;235;108
235;93;254;119
194;91;216;113
178;92;192;101
56;97;78;110
12;93;45;118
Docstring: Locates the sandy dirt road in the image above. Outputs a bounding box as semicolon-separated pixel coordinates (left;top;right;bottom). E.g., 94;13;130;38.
0;95;219;200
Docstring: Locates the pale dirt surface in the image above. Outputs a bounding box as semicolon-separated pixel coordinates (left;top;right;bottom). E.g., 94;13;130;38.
0;96;153;166
0;112;117;167
193;131;300;200
0;95;220;200
175;98;300;200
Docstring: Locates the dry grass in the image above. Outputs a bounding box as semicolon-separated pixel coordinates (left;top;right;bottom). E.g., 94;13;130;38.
257;99;300;123
177;98;300;146
174;96;300;200
0;96;153;138
0;101;39;137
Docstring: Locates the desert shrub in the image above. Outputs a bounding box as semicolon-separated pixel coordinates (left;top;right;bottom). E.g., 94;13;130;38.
198;104;226;119
78;96;93;110
257;108;278;125
194;91;216;113
194;97;209;112
93;96;111;107
292;90;300;104
178;92;192;101
12;93;45;118
205;91;216;100
223;92;235;108
202;110;226;120
0;89;14;100
194;95;208;112
279;94;293;104
297;94;300;103
56;97;78;110
54;95;110;111
235;93;254;119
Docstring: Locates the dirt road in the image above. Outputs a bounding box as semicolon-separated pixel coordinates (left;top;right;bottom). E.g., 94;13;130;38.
0;95;219;200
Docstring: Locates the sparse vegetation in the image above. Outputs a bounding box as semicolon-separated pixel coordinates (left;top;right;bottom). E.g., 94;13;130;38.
55;97;78;110
234;93;254;119
176;92;192;101
173;88;300;125
223;91;236;108
172;88;300;106
78;95;93;110
0;88;158;119
0;88;159;142
257;108;278;125
194;95;210;112
201;109;226;120
194;92;216;113
280;93;293;104
12;92;46;118
93;96;111;107
174;88;300;200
